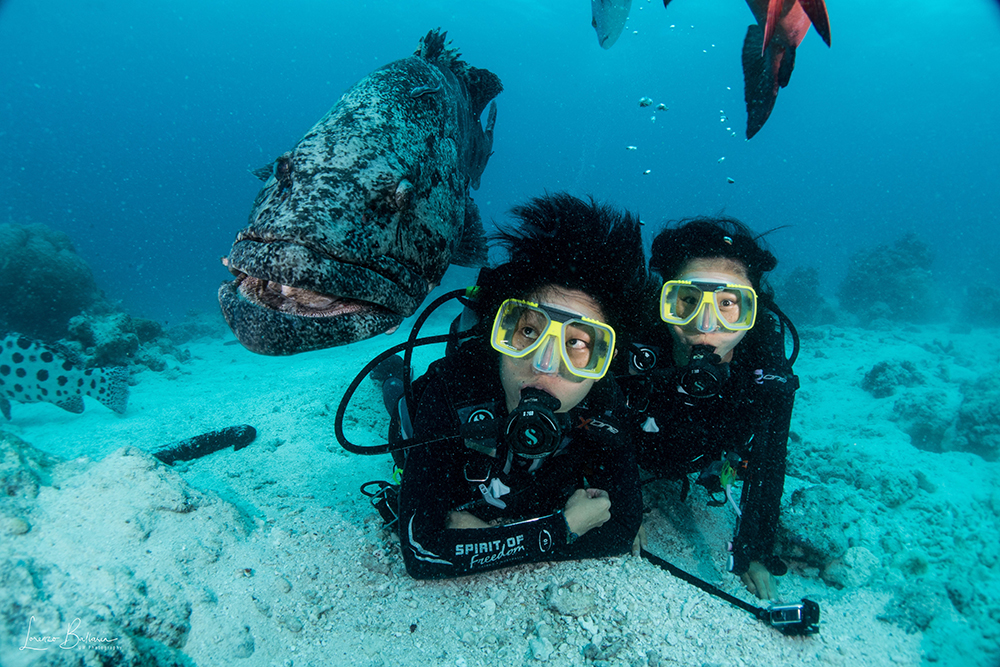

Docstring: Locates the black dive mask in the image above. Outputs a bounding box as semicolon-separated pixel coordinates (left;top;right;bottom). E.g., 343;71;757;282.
676;345;730;399
504;388;564;459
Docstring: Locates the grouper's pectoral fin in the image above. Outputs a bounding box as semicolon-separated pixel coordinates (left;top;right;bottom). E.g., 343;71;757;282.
451;197;487;268
470;101;498;191
251;163;273;182
55;394;85;414
0;396;10;420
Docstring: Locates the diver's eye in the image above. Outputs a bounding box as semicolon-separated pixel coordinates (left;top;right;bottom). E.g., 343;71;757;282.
717;292;741;310
511;310;548;349
511;325;540;350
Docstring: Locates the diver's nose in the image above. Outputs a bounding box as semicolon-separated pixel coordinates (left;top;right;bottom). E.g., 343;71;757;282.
531;335;561;374
696;302;719;333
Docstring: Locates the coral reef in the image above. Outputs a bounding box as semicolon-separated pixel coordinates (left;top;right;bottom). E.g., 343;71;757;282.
780;451;1000;662
66;312;191;372
861;359;923;398
0;222;200;376
774;266;836;327
950;369;1000;461
0;431;60;524
890;387;961;453
837;232;934;325
778;481;864;565
0;223;104;340
822;545;880;588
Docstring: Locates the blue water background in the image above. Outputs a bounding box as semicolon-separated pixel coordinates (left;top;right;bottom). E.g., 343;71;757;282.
0;0;998;324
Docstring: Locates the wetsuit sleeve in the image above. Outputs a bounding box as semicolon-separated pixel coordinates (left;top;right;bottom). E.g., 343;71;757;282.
730;377;796;574
569;427;643;560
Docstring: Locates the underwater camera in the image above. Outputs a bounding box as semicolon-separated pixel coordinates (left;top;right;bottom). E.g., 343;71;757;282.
767;599;821;635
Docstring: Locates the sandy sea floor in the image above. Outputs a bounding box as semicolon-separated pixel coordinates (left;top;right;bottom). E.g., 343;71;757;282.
2;312;998;667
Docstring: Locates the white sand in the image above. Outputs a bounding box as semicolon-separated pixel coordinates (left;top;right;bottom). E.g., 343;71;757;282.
2;311;998;666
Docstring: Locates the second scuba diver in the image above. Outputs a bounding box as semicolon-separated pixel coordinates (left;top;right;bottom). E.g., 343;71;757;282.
393;193;647;579
621;216;799;600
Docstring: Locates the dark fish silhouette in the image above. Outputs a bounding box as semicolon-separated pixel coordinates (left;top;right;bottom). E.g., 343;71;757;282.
219;29;502;355
592;0;632;49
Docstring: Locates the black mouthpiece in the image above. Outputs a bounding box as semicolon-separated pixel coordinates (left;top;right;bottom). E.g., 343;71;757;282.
505;388;563;459
518;387;562;412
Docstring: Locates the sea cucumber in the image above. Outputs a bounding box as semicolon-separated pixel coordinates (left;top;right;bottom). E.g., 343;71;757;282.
151;425;257;465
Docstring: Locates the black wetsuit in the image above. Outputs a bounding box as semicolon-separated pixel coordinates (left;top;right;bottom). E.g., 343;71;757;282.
619;313;798;574
398;339;642;579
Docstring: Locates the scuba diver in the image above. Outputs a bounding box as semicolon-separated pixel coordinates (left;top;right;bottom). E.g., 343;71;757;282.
348;193;648;579
620;216;799;600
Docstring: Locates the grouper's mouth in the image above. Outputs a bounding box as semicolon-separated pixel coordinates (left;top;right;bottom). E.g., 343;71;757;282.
218;263;409;354
224;237;428;317
218;237;432;353
231;272;388;320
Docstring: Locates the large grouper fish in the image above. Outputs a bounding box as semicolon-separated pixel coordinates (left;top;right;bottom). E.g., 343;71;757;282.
219;29;502;355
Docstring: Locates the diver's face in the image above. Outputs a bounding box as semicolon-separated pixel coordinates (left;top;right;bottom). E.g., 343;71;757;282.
668;258;750;364
499;286;605;413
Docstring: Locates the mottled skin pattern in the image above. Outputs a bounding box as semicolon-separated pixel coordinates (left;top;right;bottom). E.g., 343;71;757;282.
219;29;501;355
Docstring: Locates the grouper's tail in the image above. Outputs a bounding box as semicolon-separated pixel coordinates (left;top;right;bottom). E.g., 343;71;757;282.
91;366;130;415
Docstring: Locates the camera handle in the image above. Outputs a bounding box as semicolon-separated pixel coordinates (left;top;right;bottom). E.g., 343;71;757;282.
639;549;820;635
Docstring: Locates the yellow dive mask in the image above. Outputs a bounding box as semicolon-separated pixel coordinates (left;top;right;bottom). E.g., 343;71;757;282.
490;299;616;380
660;280;757;332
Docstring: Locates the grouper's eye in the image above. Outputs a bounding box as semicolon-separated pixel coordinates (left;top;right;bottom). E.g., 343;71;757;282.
394;178;413;210
275;154;293;183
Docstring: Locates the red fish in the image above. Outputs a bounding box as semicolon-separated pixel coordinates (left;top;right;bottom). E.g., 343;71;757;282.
742;0;831;138
661;0;830;138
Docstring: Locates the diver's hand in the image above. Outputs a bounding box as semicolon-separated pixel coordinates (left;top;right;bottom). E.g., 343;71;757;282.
740;560;778;600
631;524;648;557
446;511;490;529
563;488;611;536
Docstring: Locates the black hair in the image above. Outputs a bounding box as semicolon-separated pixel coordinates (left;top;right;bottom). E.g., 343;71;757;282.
475;192;647;337
649;216;777;303
647;216;793;369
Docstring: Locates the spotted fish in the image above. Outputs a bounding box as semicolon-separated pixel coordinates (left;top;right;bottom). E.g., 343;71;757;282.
0;334;129;419
219;29;503;355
